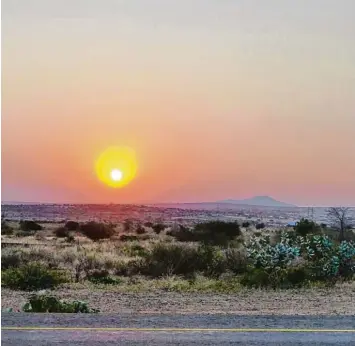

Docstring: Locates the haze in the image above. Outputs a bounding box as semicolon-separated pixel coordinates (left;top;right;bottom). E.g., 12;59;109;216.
2;0;355;206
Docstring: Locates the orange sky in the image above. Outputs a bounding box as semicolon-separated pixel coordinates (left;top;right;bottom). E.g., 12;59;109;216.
2;0;355;206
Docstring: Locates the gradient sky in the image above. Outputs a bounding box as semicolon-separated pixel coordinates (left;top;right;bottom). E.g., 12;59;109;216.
2;0;355;206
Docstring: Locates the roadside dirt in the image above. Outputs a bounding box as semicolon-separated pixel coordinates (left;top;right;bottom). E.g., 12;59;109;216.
2;283;355;315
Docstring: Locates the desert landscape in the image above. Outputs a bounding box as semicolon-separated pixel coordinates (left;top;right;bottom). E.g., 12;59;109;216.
2;202;354;315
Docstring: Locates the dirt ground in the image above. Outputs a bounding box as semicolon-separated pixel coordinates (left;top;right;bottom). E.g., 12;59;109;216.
2;283;355;315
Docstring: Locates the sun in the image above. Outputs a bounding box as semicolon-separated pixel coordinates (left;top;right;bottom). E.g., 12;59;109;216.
110;169;123;182
95;146;137;188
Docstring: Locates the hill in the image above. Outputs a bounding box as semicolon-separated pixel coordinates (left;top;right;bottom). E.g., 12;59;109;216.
216;196;296;208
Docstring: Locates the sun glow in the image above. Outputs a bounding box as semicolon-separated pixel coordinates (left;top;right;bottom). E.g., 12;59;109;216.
95;146;137;188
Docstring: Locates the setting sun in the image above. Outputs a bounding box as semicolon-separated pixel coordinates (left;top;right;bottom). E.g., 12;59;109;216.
95;146;137;188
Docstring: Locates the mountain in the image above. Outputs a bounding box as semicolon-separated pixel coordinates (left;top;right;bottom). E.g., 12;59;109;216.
216;196;296;208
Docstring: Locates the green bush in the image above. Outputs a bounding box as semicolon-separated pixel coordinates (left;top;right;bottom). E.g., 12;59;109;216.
1;249;22;269
225;248;248;274
20;220;43;232
80;222;115;241
141;243;229;278
242;221;251;228
294;218;321;237
54;227;69;238
64;221;80;231
193;221;242;246
23;294;99;313
2;263;68;291
87;269;121;285
241;267;308;289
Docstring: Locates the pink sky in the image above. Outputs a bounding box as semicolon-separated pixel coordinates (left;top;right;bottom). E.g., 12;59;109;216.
2;0;355;206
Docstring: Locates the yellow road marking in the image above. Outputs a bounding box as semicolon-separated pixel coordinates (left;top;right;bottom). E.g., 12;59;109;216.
2;327;355;333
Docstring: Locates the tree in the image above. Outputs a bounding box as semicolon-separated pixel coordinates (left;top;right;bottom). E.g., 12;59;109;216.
326;207;354;241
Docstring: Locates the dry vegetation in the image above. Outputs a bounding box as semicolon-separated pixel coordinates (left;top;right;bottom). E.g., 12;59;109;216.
1;218;355;314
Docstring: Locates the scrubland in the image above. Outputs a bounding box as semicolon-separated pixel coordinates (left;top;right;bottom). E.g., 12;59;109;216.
1;218;355;314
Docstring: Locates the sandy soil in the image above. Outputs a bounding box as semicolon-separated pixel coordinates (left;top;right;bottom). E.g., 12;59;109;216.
2;284;355;315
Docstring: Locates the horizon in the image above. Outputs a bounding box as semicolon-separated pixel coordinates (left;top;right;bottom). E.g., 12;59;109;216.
2;0;355;206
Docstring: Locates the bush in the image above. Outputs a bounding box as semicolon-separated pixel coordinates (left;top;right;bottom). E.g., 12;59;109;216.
119;234;138;242
123;220;133;232
80;222;115;241
255;223;266;230
2;263;68;291
193;221;242;246
135;225;146;234
1;218;13;235
141;243;229;278
242;222;251;228
294;218;321;237
87;269;121;285
23;294;99;313
65;221;80;231
19;220;43;232
241;267;308;289
225;248;248;274
152;223;166;234
1;249;22;269
54;227;69;238
144;222;153;228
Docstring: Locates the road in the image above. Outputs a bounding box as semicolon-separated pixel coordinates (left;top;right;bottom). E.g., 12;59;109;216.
2;314;355;345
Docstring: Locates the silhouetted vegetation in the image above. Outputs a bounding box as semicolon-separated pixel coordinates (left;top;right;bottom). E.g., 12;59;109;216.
64;221;80;231
54;227;70;238
80;221;115;241
255;223;266;230
20;220;42;232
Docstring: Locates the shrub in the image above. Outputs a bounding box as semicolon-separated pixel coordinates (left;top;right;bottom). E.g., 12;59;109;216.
255;223;266;230
193;221;242;246
144;222;153;228
241;267;308;289
1;249;22;269
123;220;133;232
19;220;43;232
141;243;229;278
65;221;80;231
242;222;251;228
1;217;13;235
87;269;121;285
152;223;166;234
23;294;99;313
80;222;115;241
225;247;248;274
294;218;321;237
167;225;194;241
135;225;146;234
66;234;75;243
141;243;202;277
54;227;69;238
2;263;68;291
119;234;138;242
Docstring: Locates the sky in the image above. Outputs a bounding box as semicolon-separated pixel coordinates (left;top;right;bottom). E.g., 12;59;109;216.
2;0;355;206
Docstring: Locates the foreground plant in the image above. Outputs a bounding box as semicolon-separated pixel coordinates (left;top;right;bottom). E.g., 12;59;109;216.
23;294;99;313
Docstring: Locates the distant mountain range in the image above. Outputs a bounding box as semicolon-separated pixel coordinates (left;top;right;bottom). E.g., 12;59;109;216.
216;196;297;208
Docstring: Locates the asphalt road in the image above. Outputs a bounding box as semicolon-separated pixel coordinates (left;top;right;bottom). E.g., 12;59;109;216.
2;314;355;345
